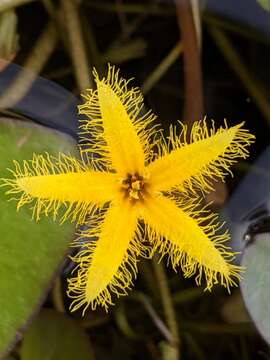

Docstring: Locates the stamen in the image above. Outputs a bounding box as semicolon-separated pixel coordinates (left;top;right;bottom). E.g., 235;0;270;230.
121;173;146;201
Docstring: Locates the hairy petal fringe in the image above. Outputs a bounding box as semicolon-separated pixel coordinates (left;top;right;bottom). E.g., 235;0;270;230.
147;119;255;193
78;64;159;173
68;202;149;313
1;153;117;224
140;195;243;291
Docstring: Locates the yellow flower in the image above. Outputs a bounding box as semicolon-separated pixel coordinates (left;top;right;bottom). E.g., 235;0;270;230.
2;66;255;314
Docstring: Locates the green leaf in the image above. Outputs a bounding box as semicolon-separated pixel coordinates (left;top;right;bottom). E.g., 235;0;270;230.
257;0;270;12
21;309;93;360
0;119;77;356
241;233;270;344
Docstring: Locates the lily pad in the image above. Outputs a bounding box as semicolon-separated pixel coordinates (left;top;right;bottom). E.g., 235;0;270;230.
241;233;270;344
0;118;77;357
20;309;93;360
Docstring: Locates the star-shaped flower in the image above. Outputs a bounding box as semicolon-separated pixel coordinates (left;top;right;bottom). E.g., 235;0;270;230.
2;66;254;313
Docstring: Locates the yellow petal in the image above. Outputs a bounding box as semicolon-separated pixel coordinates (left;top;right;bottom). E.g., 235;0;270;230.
148;120;255;192
68;201;143;312
79;65;157;174
141;195;242;291
2;153;118;224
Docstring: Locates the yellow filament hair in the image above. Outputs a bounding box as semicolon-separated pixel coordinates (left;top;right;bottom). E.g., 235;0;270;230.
141;195;243;291
78;65;158;172
1;153;117;224
148;120;255;193
68;202;148;313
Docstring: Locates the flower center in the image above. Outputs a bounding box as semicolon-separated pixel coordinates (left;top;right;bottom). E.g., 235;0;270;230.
121;173;146;201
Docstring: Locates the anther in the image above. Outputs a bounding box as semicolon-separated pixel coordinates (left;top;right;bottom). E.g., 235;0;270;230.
121;173;145;201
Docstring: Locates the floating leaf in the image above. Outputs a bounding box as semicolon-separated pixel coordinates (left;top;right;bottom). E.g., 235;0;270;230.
0;119;76;357
20;309;93;360
241;233;270;344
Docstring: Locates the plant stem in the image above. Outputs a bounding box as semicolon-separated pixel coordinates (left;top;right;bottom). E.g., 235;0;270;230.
139;261;160;301
131;292;174;344
153;259;180;359
84;1;270;44
209;27;270;126
83;1;173;16
0;0;35;13
41;0;55;17
142;43;183;95
191;0;202;51
203;13;270;44
81;13;103;71
172;287;204;305
0;21;57;109
60;0;93;92
175;0;203;129
183;333;206;360
114;302;140;341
